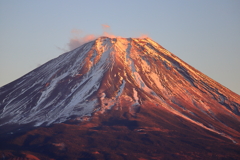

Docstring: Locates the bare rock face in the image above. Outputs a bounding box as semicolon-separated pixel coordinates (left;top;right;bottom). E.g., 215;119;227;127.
0;37;240;159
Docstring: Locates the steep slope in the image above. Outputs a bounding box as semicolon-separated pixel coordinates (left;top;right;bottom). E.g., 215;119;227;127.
0;37;240;159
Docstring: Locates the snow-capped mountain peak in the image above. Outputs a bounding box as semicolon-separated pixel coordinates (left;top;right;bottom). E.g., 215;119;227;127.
0;36;239;144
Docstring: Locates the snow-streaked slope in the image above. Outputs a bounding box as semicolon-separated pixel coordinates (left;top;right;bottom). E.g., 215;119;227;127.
0;38;114;126
0;37;240;143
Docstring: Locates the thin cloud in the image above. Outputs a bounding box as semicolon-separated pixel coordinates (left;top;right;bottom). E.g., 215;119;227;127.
68;29;97;50
138;34;149;39
102;24;121;38
102;24;110;28
66;25;150;51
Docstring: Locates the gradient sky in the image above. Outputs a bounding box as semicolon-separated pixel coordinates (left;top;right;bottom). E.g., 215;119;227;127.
0;0;240;95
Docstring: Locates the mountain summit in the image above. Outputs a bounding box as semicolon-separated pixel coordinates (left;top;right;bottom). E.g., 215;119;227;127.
0;37;240;159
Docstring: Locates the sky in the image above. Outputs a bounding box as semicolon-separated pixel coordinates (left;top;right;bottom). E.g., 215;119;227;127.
0;0;239;95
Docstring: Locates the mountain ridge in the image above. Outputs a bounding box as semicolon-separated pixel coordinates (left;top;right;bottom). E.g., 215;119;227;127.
1;36;239;127
0;36;240;159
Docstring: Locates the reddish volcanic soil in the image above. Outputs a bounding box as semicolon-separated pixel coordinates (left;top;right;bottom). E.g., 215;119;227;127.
1;103;240;160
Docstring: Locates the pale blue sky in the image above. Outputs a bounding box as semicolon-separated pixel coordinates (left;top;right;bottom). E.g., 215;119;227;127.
0;0;240;94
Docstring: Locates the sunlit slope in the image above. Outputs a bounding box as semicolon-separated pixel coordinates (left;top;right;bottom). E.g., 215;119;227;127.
0;37;239;144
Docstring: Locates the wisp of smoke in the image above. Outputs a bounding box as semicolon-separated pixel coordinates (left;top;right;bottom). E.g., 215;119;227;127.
67;25;149;51
68;34;97;50
138;34;149;39
102;24;119;38
102;24;110;28
67;29;97;50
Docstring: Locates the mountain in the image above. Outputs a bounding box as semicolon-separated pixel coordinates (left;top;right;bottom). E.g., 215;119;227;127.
0;37;240;159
